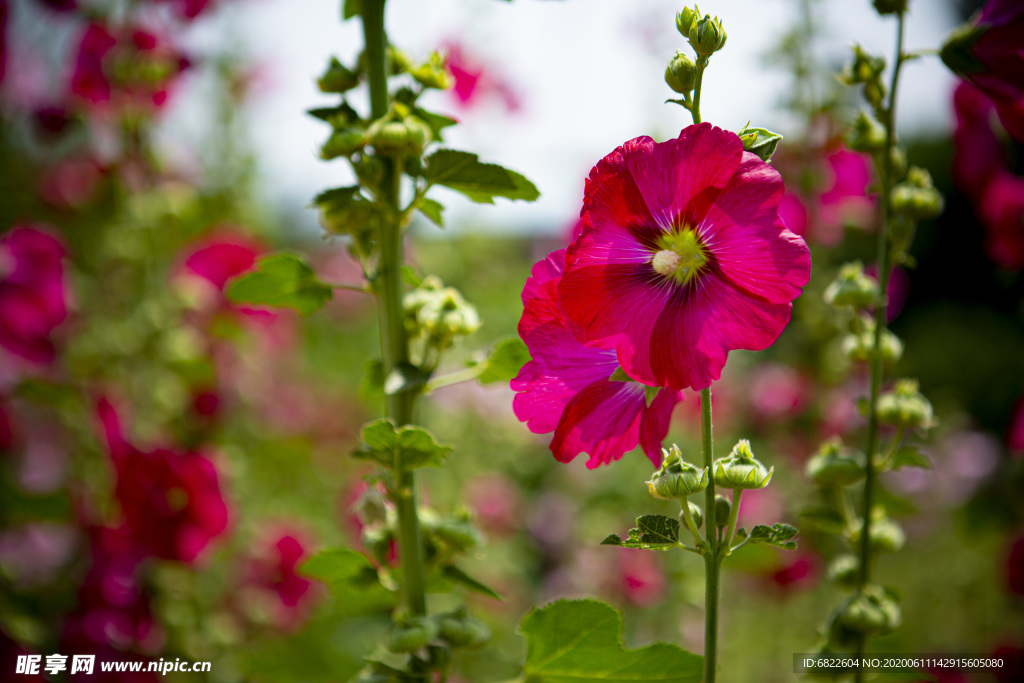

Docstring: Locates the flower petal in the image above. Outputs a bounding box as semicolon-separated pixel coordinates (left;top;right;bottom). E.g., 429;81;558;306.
550;380;648;468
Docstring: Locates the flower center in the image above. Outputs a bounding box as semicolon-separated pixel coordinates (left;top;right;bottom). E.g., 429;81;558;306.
651;227;708;286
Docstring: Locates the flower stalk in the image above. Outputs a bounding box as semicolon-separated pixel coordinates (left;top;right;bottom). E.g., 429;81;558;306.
700;386;721;683
855;11;905;679
360;0;428;623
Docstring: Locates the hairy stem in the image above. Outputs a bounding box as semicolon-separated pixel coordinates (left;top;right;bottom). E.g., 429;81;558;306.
700;387;720;683
854;12;904;679
361;0;427;625
689;57;709;125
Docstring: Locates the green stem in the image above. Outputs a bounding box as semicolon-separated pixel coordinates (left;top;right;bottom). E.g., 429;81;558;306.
854;12;904;679
680;500;704;550
723;488;742;553
689;57;709;125
700;387;720;683
423;365;485;393
361;0;428;624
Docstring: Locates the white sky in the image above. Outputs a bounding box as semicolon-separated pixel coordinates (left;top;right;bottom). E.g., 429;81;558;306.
172;0;960;236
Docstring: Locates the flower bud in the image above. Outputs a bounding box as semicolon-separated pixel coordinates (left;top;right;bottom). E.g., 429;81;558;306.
713;439;773;490
682;500;704;529
736;124;783;163
411;51;450;90
647;444;708;499
849;517;905;554
714;495;731;529
892;166;944;220
438;611;491;650
665;50;696;94
688;12;727;57
806;438;865;487
940;22;986;77
839;587;901;635
320;128;367;160
824;261;880;309
386;616;438;653
841;323;904;365
827;554;859;591
842;45;885;86
872;0;907;15
876;379;934;430
318;57;359;93
676;7;697;38
405;277;481;351
847;111;886;153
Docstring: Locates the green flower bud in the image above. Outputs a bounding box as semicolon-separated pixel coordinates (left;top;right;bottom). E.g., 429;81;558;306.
405;277;481;350
824;261;880;309
827;554;860;591
713;440;773;490
842;45;885;86
841;319;904;365
320;128;367;160
890;146;908;178
873;0;907;15
736;124;783;163
940;22;986;77
386;616;438;653
387;47;412;75
411;52;450;90
367;115;432;158
876;379;934;430
849;517;906;554
682;500;704;529
433;508;481;552
665;50;696;94
714;495;731;529
676;7;697;38
688;12;727;57
806;439;865;487
839;587;901;635
438;612;491;650
892;166;944;220
317;57;359;93
647;444;708;499
847;111;886;153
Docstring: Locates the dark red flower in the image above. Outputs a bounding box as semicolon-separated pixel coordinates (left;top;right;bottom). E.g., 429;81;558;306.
154;0;215;21
512;249;683;468
182;233;261;291
558;124;811;391
0;226;68;365
942;0;1024;142
953;81;1007;199
243;528;318;629
96;398;229;563
976;171;1024;269
1008;397;1024;454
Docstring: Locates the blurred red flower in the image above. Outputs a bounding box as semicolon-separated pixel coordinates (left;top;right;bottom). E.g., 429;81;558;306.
444;42;521;113
96;398;229;563
558;123;811;391
242;528;318;630
0;226;68;365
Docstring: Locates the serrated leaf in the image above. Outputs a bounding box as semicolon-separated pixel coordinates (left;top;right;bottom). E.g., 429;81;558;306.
441;565;503;600
226;252;333;316
603;515;680;551
424;149;539;204
383;362;431;395
477;337;531;384
353;419;451;470
799;506;847;534
890;446;932;470
300;548;395;616
417;198;445;227
748;523;799;550
519;599;702;683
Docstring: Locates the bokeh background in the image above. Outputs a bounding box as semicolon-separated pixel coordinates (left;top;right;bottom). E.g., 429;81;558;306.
1;0;1022;681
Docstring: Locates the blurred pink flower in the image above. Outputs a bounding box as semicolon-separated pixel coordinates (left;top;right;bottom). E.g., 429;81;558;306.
182;231;262;291
1008;397;1024;454
154;0;215;21
952;81;1006;199
778;192;808;238
445;42;521;113
0;225;68;365
464;473;521;537
615;549;666;607
71;22;190;111
978;171;1024;269
762;551;821;594
0;522;76;588
96;397;229;563
817;147;875;240
748;363;807;420
39;156;103;209
243;527;319;630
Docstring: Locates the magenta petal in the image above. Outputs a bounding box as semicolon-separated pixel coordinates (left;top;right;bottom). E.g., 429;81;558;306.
550;380;647;468
703;154;811;304
639;389;684;467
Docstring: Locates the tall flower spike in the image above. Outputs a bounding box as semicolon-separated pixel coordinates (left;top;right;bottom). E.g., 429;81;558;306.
511;250;683;468
559;124;811;392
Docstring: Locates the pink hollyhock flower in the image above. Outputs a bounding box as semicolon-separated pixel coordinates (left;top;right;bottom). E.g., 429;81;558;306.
96;398;229;563
817;147;875;238
558;124;811;392
1008;397;1024;454
444;42;521;113
978;171;1024;269
748;363;807;420
71;22;189;111
761;551;821;594
242;528;318;629
778;192;808;239
0;226;68;365
943;0;1024;142
39;156;103;209
512;249;683;468
182;233;261;291
952;81;1007;199
615;548;666;607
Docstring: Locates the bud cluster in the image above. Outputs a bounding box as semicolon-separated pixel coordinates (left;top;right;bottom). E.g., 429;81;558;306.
647;444;708;500
404;276;481;355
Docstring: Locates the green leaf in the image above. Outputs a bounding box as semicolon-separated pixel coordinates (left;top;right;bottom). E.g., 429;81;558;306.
424;149;539;204
799;506;847;534
313;186;385;238
414;108;458;142
519;599;702;682
383;362;432;395
226;252;333;316
440;565;503;600
748;523;799;550
601;515;680;551
300;549;395;616
477;337;531;384
353;419;452;470
342;0;361;19
417;198;445;227
890;445;933;470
